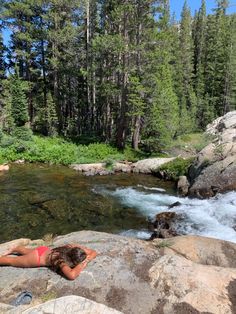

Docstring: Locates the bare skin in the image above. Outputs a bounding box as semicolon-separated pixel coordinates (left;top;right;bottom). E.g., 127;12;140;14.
0;244;97;280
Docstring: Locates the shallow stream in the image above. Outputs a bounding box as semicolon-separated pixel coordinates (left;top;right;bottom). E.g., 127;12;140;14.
0;164;236;243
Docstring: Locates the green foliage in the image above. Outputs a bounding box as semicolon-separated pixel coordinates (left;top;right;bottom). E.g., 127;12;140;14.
41;291;57;303
1;0;234;152
0;135;134;165
123;146;149;162
46;92;58;137
154;240;173;248
10;73;29;127
155;157;195;181
12;126;33;141
0;128;3;142
76;143;123;164
168;132;213;154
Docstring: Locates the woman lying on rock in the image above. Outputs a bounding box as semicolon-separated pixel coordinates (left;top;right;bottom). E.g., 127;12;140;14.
0;244;97;280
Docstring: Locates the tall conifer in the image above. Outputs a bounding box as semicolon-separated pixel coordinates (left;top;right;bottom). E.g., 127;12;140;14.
175;1;196;133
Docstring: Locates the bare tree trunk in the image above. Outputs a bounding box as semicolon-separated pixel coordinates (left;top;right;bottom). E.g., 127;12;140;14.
132;115;141;150
116;9;129;149
86;0;91;130
131;11;142;150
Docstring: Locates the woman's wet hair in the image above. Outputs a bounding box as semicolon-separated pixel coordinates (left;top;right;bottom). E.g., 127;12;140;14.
49;246;86;271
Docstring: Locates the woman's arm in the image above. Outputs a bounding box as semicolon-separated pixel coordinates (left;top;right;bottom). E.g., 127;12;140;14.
60;250;97;280
68;244;97;259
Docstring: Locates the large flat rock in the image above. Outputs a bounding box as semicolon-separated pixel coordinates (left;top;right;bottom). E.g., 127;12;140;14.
1;231;236;314
11;295;123;314
0;231;160;314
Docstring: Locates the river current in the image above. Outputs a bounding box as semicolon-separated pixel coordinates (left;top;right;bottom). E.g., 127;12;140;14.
0;164;235;243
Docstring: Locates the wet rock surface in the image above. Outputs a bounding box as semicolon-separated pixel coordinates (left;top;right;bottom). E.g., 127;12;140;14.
1;231;236;313
148;212;179;240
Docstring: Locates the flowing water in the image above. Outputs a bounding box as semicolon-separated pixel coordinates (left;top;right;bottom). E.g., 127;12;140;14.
0;164;236;243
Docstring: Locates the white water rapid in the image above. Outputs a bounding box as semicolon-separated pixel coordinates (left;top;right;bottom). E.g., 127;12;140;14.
97;186;236;243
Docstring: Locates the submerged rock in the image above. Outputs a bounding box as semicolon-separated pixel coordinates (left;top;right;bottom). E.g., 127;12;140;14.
149;212;178;240
0;164;9;171
0;231;236;314
168;201;182;209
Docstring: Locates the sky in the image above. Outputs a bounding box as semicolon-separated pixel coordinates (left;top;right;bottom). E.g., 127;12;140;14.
171;0;236;20
2;0;236;45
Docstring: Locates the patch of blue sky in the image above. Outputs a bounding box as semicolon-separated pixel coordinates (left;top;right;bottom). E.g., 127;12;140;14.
170;0;236;20
2;1;236;44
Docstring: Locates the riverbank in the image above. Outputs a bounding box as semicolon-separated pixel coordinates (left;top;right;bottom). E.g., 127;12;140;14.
0;131;207;166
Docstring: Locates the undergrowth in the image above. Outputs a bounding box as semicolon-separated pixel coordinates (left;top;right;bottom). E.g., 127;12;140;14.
0;134;146;165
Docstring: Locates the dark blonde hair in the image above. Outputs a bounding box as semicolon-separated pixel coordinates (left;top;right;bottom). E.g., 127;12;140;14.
49;246;86;271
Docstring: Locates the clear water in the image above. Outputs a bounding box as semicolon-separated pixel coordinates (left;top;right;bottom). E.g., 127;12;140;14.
0;164;174;243
0;164;235;243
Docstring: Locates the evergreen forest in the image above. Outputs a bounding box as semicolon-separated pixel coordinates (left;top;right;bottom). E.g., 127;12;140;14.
0;0;235;155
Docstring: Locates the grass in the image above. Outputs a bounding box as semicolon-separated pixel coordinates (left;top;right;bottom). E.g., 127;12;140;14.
41;291;58;302
167;133;214;155
0;132;209;166
42;233;57;246
0;133;146;165
154;240;173;248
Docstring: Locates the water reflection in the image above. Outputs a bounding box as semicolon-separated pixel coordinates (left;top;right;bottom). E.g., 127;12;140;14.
0;164;175;242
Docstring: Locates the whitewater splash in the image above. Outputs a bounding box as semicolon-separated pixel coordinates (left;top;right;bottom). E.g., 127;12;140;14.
96;185;236;243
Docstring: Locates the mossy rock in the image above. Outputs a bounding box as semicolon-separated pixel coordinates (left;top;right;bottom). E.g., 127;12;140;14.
152;157;195;181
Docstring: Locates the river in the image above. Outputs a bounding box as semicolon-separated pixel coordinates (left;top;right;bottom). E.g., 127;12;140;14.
0;164;236;243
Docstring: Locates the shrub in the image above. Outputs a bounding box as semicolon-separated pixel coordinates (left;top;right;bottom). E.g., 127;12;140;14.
0;136;15;148
154;157;195;181
12;127;33;141
76;143;123;163
0;129;3;142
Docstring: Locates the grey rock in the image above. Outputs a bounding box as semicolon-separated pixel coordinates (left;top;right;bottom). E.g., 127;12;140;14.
1;232;236;314
13;295;123;314
0;231;160;314
177;176;190;196
133;157;176;174
189;111;236;197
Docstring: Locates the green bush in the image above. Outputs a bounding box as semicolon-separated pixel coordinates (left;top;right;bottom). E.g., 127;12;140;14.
123;146;149;162
154;157;195;181
76;143;123;163
0;135;132;165
12;127;33;141
0;129;3;142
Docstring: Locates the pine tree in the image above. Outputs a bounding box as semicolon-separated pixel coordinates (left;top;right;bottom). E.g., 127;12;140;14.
10;72;29;127
227;14;236;110
204;0;231;119
128;76;146;150
192;0;208;129
175;1;196;133
143;0;179;151
0;17;5;112
46;91;58;137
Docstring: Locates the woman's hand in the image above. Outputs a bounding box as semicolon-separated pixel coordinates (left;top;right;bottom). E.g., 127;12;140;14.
86;250;97;262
